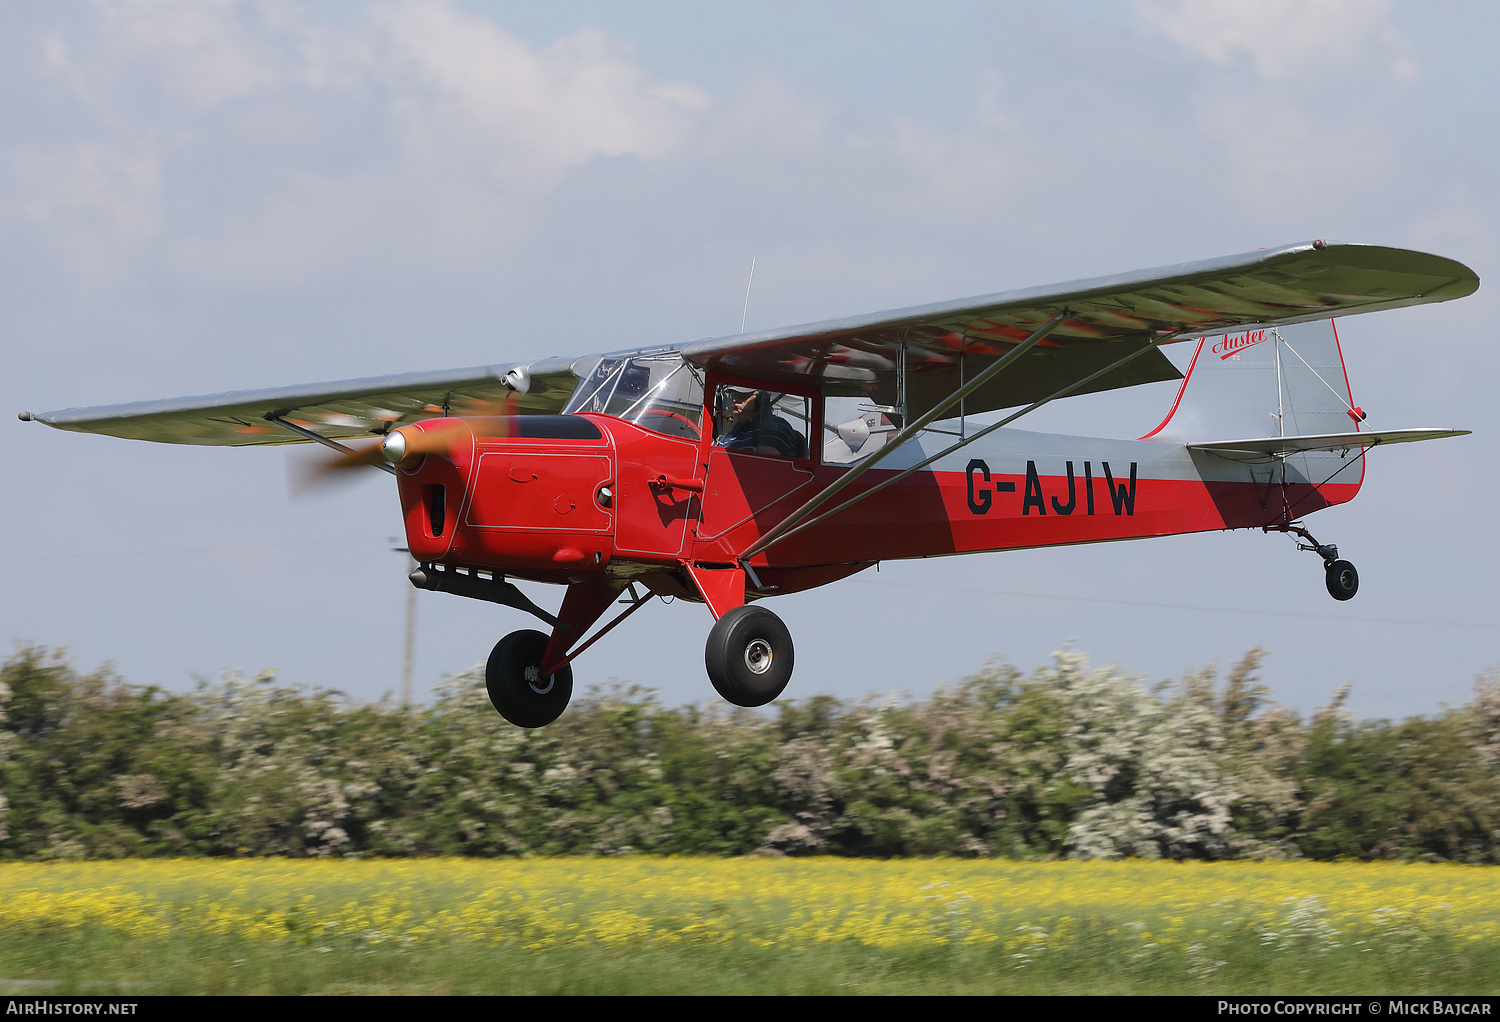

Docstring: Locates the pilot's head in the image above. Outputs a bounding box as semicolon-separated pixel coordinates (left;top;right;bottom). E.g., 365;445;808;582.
722;388;764;424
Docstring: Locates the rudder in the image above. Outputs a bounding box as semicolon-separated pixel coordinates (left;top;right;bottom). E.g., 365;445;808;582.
1144;319;1365;522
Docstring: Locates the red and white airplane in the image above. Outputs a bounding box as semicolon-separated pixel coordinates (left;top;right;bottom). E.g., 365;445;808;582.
23;241;1478;727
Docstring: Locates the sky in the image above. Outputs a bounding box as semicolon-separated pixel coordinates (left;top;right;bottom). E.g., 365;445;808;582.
4;0;1498;721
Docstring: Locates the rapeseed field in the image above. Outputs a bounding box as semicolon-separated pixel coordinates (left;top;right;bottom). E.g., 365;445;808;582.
2;858;1497;994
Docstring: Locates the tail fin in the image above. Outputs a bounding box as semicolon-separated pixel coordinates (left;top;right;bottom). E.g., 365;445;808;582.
1143;319;1362;443
1144;319;1365;521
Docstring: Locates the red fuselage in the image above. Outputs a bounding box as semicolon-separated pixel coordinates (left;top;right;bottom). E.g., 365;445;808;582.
395;407;1361;604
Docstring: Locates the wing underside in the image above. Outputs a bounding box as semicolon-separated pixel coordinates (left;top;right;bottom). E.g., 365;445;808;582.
29;358;583;446
682;241;1478;419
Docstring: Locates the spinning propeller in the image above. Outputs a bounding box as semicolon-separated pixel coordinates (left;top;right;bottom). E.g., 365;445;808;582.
291;390;521;494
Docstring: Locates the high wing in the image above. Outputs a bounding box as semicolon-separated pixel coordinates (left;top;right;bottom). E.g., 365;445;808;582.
26;357;584;446
1188;428;1471;460
25;242;1478;446
682;241;1478;419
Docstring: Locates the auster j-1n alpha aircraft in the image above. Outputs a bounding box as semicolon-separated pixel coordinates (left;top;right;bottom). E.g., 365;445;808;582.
22;242;1478;727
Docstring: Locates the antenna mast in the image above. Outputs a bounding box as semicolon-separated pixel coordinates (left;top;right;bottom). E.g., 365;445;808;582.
740;257;757;333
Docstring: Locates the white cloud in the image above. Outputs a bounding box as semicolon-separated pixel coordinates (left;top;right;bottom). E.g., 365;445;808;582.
92;0;290;108
1133;0;1414;80
10;141;160;239
7;0;712;284
1182;93;1396;218
1;0;1475;306
368;3;708;184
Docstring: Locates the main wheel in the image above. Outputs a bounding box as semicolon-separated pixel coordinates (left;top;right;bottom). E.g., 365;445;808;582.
486;629;573;728
705;605;794;707
1325;559;1359;602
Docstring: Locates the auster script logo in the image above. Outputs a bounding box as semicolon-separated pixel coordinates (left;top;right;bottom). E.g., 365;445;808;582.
1212;328;1266;360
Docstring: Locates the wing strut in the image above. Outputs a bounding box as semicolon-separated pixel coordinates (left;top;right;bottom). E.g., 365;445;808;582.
267;413;397;475
738;325;1185;561
735;311;1068;564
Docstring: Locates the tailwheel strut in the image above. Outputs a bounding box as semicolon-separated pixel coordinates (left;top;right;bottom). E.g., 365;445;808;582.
1264;523;1359;602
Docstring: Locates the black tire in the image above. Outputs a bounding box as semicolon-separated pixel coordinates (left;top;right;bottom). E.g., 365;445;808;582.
705;605;794;707
486;629;573;728
1325;559;1359;602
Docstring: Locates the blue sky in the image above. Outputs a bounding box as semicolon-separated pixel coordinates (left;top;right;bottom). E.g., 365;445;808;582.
4;0;1497;719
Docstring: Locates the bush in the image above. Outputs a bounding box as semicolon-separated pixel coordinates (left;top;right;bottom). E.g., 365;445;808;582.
3;644;1497;860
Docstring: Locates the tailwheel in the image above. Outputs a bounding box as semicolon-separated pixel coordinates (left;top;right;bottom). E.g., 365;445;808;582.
486;629;573;728
705;605;794;707
1325;559;1359;602
1264;523;1359;603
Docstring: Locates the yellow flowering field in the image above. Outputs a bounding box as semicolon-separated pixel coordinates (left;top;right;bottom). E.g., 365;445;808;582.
3;858;1499;993
3;857;1497;958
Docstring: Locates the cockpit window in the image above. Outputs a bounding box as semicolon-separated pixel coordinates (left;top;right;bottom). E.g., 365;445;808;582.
712;387;811;459
562;351;705;439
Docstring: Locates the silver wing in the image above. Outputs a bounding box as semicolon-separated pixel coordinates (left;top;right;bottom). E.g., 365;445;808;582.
26;357;584;446
682;241;1478;419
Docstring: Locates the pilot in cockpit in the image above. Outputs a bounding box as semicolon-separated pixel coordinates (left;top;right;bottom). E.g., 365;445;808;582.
714;389;804;458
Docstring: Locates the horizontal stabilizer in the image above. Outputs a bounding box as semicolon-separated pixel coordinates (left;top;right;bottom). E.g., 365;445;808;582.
1188;428;1469;460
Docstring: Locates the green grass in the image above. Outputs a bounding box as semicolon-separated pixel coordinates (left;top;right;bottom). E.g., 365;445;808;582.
4;926;1498;995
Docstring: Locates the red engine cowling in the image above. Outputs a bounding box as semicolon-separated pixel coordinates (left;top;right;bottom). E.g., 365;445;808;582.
395;415;617;585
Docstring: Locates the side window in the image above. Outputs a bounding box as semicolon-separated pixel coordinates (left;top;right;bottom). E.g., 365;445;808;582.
822;396;899;465
712;387;811;459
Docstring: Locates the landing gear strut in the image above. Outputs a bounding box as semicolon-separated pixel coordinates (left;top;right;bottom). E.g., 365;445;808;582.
705;605;795;707
486;629;574;728
1265;523;1359;602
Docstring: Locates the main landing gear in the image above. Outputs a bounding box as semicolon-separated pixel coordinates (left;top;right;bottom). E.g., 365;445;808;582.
480;590;797;726
1266;524;1359;602
705;605;795;707
486;629;573;728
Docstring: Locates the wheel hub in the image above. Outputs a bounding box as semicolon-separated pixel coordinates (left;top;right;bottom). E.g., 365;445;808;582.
743;639;773;675
524;664;554;695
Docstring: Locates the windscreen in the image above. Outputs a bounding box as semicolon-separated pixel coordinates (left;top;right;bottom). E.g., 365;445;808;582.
562;352;706;439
